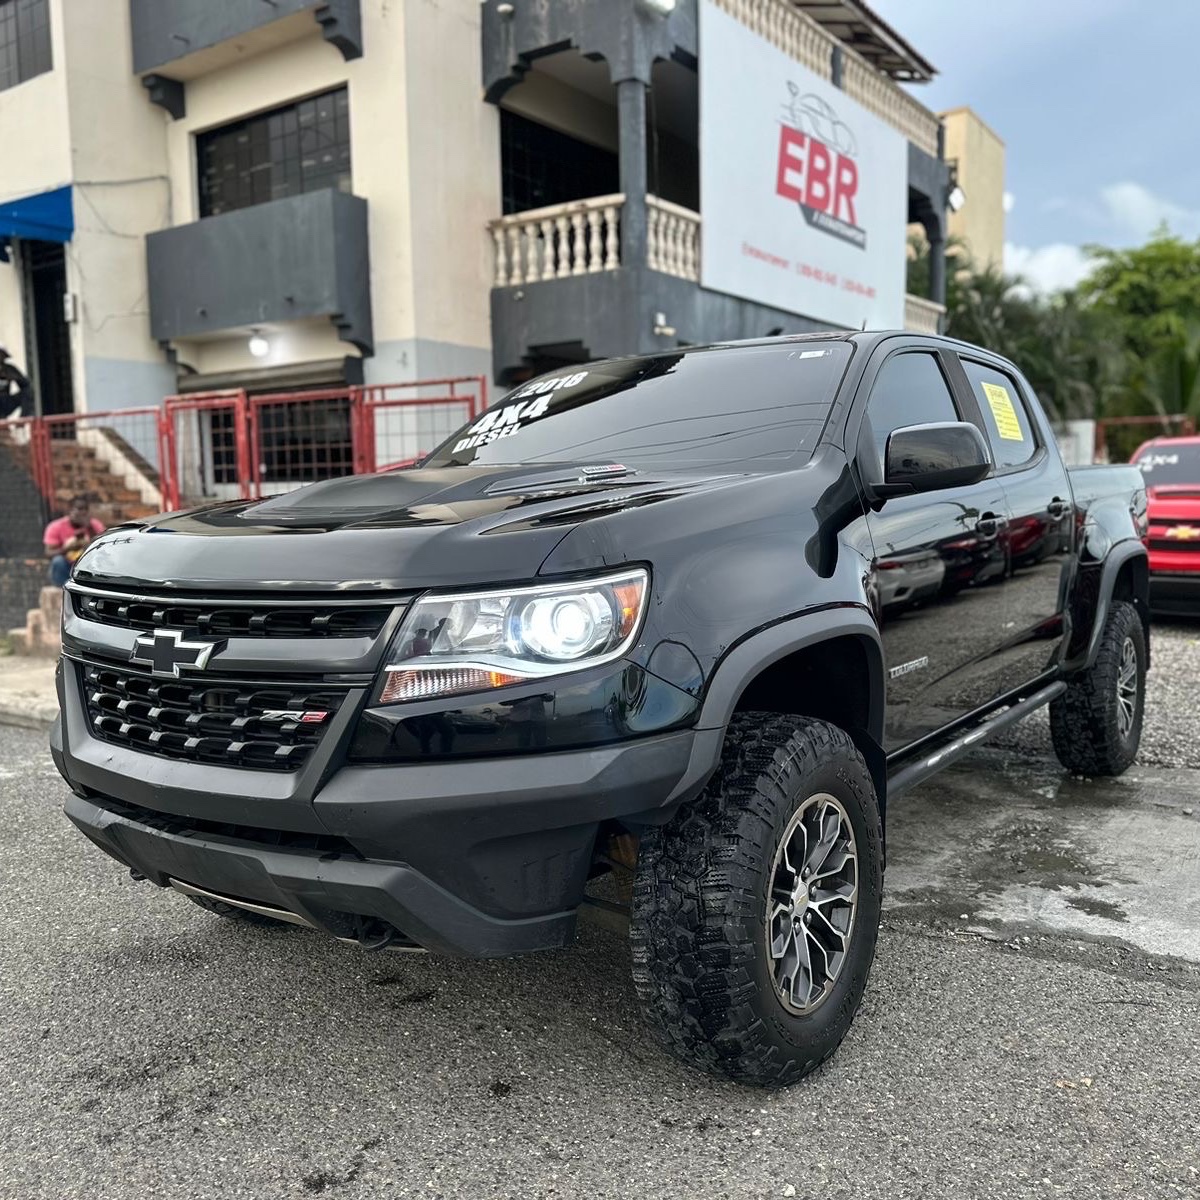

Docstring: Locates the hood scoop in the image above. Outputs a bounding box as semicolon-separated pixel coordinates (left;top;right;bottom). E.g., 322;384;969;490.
484;463;634;496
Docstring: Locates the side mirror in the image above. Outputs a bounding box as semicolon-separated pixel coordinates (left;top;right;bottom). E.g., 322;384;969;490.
877;422;992;496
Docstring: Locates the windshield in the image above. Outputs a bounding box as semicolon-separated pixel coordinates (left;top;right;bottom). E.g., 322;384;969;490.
424;342;852;471
1133;443;1200;486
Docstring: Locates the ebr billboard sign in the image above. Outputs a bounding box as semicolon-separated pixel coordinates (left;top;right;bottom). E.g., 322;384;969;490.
699;1;907;329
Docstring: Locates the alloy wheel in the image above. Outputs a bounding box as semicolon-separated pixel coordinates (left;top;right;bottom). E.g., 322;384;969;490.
1116;636;1139;739
766;792;859;1015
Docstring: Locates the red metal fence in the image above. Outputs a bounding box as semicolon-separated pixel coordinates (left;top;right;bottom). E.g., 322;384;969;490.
0;376;487;523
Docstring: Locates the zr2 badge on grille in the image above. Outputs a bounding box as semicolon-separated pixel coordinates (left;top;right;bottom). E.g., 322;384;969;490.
261;710;330;724
129;629;224;678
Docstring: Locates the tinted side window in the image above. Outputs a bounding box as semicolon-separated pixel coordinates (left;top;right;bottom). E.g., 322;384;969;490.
865;352;959;471
960;359;1037;469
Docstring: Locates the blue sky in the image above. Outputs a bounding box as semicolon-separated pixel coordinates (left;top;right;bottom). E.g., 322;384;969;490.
870;0;1200;291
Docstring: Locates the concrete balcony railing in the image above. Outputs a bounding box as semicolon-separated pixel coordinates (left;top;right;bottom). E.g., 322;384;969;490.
489;195;704;287
647;197;701;282
712;0;940;157
490;195;625;286
904;292;945;334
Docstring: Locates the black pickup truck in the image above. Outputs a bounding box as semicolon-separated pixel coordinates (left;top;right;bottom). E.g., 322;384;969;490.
53;332;1149;1086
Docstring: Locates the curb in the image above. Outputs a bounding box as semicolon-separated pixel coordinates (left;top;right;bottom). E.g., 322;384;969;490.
0;701;58;732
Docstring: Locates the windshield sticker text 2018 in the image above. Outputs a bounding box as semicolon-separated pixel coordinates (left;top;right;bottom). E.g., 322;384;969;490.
453;371;589;452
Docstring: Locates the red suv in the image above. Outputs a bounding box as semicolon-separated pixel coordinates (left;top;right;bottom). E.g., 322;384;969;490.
1133;436;1200;613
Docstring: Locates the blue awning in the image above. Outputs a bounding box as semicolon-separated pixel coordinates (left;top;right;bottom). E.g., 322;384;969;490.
0;186;74;243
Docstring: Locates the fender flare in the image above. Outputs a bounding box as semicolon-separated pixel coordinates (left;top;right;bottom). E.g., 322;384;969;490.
1084;540;1150;669
657;605;888;821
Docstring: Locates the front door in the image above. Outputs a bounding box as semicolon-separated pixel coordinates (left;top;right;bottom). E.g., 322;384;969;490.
855;346;1013;752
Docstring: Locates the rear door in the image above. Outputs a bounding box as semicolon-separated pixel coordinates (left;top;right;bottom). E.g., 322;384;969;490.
951;354;1073;689
853;343;1013;752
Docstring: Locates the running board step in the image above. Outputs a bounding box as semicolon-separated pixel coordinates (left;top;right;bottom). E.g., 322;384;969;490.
887;681;1067;798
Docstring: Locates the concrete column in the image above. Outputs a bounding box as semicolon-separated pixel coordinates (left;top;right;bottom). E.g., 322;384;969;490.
927;216;946;312
617;77;649;269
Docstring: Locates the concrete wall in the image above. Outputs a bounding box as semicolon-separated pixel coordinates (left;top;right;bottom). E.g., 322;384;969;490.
941;107;1005;270
0;0;71;383
61;0;176;412
159;1;496;387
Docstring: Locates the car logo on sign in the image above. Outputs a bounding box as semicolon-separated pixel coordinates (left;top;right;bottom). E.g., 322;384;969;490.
129;629;224;678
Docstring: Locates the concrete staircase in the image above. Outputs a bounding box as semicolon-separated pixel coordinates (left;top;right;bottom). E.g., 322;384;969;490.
8;586;62;657
1;426;161;656
0;433;160;528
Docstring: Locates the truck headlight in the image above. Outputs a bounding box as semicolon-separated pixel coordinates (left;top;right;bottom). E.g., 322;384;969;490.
379;568;648;702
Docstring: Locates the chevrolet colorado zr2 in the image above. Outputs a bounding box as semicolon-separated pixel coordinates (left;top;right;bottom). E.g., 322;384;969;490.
53;332;1150;1086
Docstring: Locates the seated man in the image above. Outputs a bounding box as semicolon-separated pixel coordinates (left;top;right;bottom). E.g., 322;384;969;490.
44;495;105;586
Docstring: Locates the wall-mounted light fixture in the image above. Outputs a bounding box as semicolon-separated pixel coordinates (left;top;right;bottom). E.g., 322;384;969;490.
638;0;677;15
248;329;270;358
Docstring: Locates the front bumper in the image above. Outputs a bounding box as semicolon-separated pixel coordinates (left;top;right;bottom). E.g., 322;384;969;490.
53;682;712;956
1148;571;1200;615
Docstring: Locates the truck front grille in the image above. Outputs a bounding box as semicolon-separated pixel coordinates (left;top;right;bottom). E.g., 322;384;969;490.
72;589;390;639
81;662;348;771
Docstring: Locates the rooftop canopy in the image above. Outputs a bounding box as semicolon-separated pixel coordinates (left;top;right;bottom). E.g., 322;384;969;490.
791;0;937;83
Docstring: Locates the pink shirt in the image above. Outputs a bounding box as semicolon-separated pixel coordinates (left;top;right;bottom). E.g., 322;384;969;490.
44;515;105;560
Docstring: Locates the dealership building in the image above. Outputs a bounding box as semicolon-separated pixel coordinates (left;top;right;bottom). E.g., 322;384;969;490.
0;0;954;414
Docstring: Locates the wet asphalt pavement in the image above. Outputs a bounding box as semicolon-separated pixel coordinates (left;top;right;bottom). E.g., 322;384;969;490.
2;624;1200;1199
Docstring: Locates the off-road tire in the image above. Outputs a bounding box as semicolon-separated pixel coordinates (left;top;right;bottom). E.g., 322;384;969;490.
186;894;289;927
629;713;884;1087
1050;599;1146;777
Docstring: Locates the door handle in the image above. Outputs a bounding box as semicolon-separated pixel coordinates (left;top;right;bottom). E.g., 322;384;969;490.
975;512;1003;536
1047;497;1070;519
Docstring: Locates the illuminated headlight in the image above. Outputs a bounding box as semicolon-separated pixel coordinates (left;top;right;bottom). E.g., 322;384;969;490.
379;568;649;703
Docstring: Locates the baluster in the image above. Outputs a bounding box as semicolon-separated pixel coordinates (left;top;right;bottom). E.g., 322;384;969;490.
570;211;586;275
669;215;683;277
523;221;538;284
540;217;556;280
492;225;508;286
604;205;620;268
506;224;523;285
649;204;661;271
555;215;570;277
586;208;602;271
688;220;699;280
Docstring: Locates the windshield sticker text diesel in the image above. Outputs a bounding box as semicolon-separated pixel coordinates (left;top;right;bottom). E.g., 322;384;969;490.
452;372;589;453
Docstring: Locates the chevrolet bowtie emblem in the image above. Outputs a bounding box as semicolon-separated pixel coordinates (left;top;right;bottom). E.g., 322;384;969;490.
1165;525;1200;540
130;629;224;677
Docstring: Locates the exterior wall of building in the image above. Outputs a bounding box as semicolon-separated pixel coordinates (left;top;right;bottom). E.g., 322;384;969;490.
372;0;498;386
61;0;176;413
160;0;495;387
940;106;1005;270
0;0;71;382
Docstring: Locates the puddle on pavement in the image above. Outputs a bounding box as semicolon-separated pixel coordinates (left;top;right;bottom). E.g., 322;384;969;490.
885;748;1200;960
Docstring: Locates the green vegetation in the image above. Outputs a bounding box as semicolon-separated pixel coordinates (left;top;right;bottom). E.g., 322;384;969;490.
909;229;1200;460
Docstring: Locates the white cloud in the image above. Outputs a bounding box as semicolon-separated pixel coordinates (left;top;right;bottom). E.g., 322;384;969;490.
1003;242;1091;295
1099;182;1200;240
1002;191;1015;214
1002;181;1200;295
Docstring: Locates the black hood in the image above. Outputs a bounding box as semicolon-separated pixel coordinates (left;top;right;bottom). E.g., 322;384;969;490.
74;464;747;592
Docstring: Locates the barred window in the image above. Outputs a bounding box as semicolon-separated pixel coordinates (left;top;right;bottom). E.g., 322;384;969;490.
0;0;52;93
197;87;352;218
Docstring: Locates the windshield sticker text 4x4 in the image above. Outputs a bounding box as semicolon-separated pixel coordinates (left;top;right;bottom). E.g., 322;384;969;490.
453;371;589;453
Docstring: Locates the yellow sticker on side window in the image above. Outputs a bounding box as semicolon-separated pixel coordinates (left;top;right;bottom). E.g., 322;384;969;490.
980;382;1024;441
